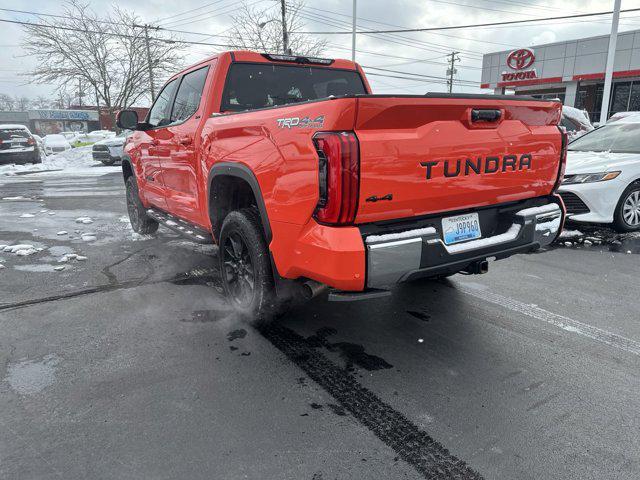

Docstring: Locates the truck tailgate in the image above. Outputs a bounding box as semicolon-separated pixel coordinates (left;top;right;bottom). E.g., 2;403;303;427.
354;95;562;224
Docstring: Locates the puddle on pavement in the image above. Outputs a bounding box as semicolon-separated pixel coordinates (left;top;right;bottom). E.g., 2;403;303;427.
227;329;247;341
5;354;60;395
304;327;393;372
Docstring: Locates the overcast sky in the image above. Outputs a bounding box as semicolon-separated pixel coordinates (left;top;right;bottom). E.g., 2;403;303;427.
1;0;639;105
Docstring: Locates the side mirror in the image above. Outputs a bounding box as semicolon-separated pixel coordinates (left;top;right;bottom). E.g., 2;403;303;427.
116;110;139;130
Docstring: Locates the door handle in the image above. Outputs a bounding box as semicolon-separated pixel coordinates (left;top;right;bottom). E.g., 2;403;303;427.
471;109;502;122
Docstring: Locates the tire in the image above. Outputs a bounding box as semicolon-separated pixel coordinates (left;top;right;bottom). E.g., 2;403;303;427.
101;157;115;166
125;176;159;234
613;182;640;232
219;207;277;322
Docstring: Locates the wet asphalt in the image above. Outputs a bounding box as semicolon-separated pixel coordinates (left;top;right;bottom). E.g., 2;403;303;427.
1;171;639;480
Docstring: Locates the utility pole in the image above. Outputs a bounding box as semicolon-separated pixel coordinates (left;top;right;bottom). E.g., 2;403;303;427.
143;24;157;100
446;51;460;93
279;0;291;55
77;78;83;107
351;0;357;62
600;0;622;124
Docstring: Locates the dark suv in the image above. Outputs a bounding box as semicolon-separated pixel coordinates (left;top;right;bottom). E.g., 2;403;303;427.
0;124;41;164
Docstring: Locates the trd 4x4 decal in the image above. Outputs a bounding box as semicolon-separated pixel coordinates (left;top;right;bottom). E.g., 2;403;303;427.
276;115;325;129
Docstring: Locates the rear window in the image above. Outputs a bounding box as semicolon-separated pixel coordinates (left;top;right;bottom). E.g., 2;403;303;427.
221;63;366;112
0;127;30;140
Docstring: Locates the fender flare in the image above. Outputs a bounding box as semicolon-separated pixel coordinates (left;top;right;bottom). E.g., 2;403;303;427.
207;162;272;242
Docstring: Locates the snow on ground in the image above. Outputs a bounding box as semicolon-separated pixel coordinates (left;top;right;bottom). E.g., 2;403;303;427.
554;224;640;253
0;146;120;177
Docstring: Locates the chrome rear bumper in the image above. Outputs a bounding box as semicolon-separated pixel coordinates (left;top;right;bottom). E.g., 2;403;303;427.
365;202;563;289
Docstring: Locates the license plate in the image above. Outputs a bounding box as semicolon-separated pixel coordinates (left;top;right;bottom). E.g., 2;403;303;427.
442;212;482;245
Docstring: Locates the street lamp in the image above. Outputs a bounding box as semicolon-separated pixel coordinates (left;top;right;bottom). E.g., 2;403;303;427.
257;16;291;55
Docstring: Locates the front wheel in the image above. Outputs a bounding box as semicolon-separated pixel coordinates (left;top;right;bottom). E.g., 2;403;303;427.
125;176;158;234
219;208;277;321
613;183;640;232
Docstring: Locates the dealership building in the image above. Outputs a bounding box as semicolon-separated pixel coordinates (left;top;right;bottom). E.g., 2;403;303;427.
481;28;640;121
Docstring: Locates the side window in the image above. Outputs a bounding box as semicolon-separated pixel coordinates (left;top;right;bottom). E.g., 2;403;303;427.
170;66;209;123
147;79;178;128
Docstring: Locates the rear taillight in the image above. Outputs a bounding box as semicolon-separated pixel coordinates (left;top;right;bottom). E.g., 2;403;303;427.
553;126;568;192
312;131;360;225
27;137;35;146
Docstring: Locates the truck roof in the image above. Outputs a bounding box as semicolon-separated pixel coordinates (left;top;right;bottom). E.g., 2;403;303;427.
179;50;359;75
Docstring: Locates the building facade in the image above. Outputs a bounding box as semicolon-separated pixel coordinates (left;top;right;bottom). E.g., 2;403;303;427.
481;29;640;121
0;107;148;135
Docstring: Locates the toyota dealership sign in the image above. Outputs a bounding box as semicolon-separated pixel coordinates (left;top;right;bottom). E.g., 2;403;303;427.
501;48;538;82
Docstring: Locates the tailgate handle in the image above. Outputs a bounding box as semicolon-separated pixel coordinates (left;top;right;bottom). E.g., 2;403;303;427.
471;109;502;123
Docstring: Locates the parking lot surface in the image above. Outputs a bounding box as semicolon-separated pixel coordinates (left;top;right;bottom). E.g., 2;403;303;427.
1;170;639;480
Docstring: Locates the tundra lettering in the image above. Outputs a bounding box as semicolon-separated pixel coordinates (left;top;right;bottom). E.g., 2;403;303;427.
420;154;534;180
117;50;566;320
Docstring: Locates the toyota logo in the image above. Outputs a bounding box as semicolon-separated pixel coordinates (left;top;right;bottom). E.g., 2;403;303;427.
507;48;535;70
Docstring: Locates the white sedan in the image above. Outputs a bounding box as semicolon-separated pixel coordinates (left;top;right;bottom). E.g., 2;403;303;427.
42;134;72;156
558;115;640;232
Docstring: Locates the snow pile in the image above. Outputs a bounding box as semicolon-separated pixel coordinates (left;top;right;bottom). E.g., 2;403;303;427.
75;216;94;224
0;146;119;176
2;244;38;256
559;229;583;239
563;106;593;130
58;253;87;263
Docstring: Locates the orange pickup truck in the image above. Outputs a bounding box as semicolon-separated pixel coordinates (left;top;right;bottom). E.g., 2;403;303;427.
117;50;566;319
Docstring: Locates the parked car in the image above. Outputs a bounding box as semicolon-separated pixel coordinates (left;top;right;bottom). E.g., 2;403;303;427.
43;134;72;156
0;124;41;164
606;111;640;123
89;130;116;138
117;50;566;319
60;131;80;141
92;130;131;165
559;114;640;231
562;106;594;141
69;132;108;147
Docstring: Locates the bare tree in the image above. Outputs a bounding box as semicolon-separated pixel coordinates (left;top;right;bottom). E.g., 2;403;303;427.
229;0;326;56
22;1;183;124
14;96;31;111
31;95;53;110
0;94;15;111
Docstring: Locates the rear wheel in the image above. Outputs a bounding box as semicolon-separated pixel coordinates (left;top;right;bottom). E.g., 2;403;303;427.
613;182;640;232
125;176;158;234
101;157;116;166
219;207;277;322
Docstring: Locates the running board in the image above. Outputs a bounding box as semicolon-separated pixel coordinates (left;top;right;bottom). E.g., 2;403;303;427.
146;208;213;244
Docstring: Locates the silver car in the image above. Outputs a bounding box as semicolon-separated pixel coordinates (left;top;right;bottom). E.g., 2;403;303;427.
91;130;132;166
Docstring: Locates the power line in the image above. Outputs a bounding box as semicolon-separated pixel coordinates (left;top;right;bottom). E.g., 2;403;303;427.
303;5;519;48
0;17;236;48
365;72;480;87
154;0;229;24
298;11;484;58
362;65;479;84
299;10;485;56
298;7;640;34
